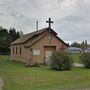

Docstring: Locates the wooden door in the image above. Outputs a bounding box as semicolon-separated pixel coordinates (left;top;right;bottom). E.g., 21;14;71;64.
44;46;56;64
45;51;52;64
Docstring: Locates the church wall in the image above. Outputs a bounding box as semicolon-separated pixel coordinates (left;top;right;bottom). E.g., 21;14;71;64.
11;31;67;64
11;44;31;63
30;32;67;64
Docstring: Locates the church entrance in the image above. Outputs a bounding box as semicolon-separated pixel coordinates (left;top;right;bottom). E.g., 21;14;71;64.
44;46;56;64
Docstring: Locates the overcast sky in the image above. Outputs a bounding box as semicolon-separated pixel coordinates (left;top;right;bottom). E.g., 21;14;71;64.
0;0;90;44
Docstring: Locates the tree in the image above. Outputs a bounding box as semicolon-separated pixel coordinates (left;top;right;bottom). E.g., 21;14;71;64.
9;28;20;43
0;27;9;54
70;42;80;48
50;51;72;71
0;27;21;55
80;40;89;52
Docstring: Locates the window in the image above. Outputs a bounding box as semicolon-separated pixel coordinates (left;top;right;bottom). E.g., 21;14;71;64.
20;46;21;55
33;50;40;56
13;46;14;54
16;47;17;54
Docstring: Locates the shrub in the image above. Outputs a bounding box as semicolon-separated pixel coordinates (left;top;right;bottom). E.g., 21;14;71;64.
80;52;90;68
49;51;73;71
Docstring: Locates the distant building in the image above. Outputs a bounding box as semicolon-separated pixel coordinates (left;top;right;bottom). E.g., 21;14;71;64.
84;48;90;53
65;47;81;53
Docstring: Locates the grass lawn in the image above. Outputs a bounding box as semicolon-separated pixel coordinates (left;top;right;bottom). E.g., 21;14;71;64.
70;53;82;64
0;55;90;90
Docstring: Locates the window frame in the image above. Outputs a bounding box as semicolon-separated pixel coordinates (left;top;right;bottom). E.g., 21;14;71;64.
33;50;40;56
16;47;17;55
13;46;14;54
20;46;22;55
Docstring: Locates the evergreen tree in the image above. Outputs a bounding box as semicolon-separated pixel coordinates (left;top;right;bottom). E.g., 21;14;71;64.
70;42;80;48
0;27;21;55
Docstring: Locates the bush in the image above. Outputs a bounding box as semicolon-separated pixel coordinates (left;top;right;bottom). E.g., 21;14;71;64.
80;53;90;68
49;51;73;71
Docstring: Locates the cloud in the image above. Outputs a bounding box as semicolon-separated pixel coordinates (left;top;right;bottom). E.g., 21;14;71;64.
0;0;90;43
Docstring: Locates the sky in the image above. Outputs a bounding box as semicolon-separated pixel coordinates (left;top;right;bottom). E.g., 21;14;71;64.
0;0;90;44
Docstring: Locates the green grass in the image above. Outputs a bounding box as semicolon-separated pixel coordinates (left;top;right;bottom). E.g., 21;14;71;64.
0;55;90;90
70;53;82;63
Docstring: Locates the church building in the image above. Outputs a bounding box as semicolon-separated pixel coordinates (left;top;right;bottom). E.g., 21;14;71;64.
10;18;68;64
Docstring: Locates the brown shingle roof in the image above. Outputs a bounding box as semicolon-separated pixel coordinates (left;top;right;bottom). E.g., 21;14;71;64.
24;34;44;48
25;33;69;48
11;28;51;45
11;27;68;47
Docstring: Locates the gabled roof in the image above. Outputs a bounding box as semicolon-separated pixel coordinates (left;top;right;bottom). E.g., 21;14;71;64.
24;33;45;48
11;27;68;47
11;28;57;45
